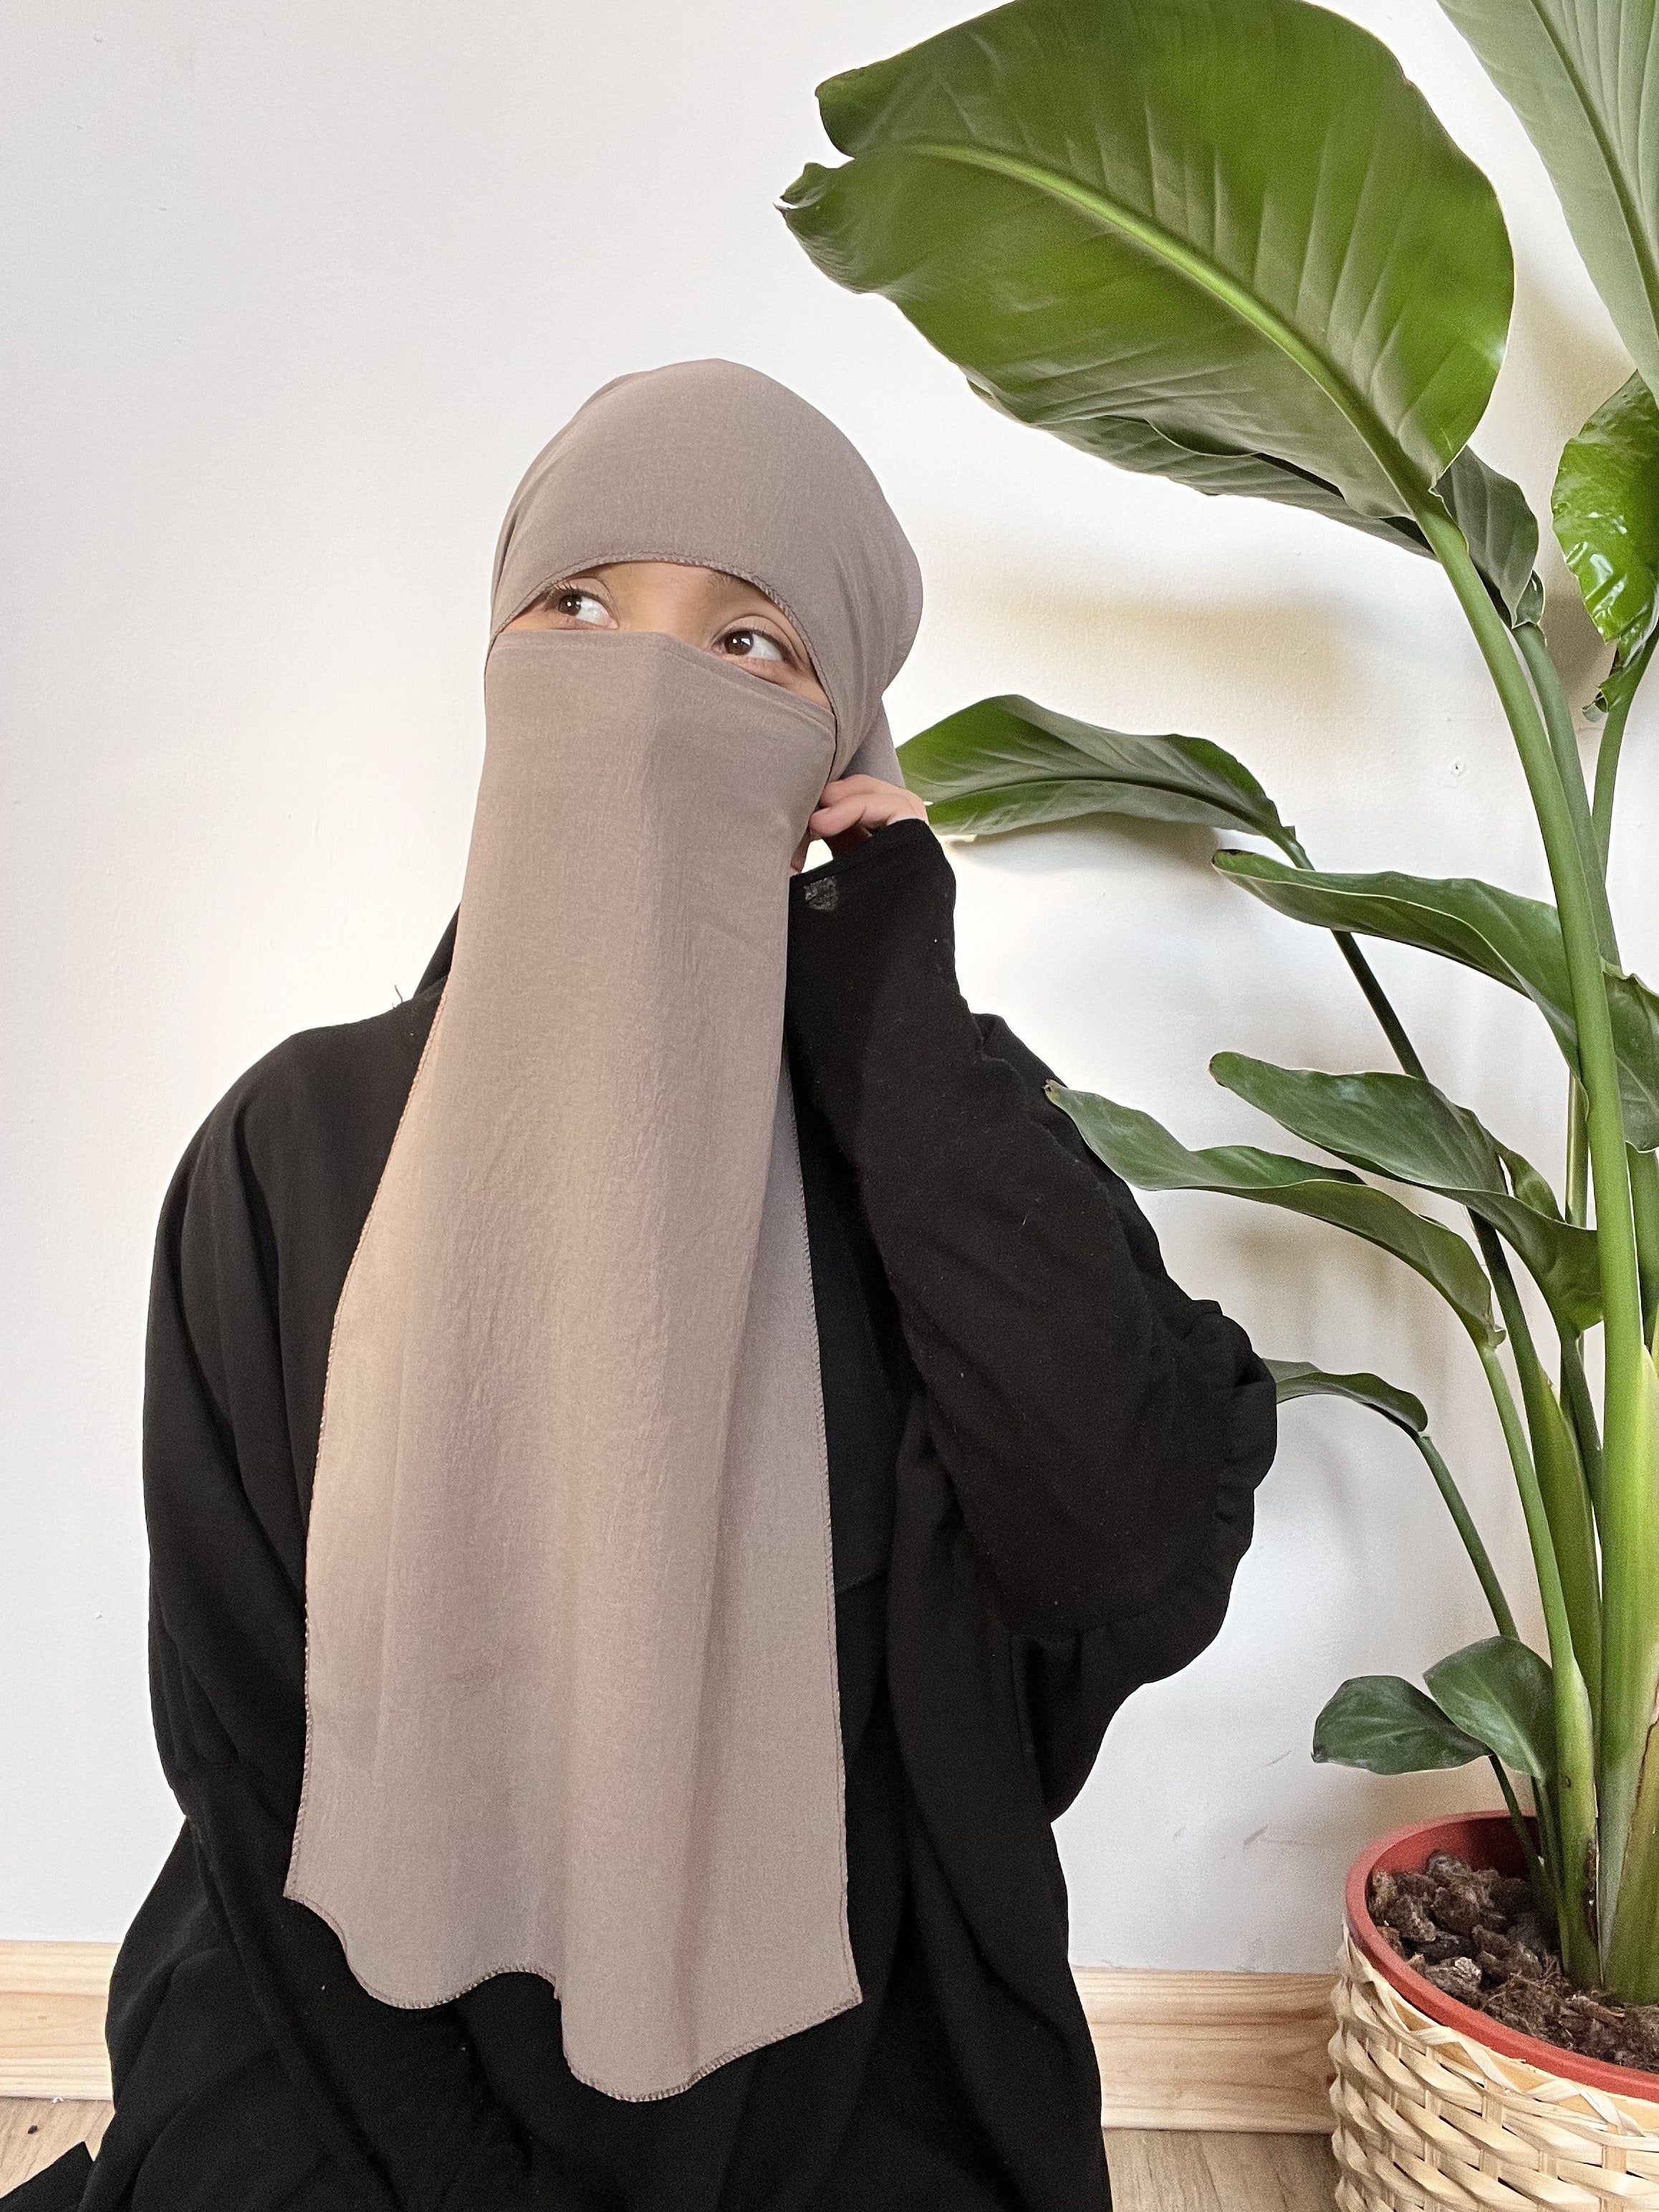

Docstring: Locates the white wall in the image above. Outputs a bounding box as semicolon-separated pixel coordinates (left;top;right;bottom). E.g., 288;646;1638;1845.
2;0;1646;1970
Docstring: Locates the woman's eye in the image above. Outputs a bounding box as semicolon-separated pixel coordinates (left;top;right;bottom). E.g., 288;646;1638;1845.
551;588;609;627
720;626;787;665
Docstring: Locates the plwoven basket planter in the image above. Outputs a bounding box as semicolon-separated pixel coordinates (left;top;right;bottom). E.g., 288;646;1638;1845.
1331;1930;1659;2208
1332;1814;1659;2211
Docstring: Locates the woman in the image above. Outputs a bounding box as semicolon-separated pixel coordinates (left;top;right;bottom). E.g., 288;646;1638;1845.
18;361;1274;2212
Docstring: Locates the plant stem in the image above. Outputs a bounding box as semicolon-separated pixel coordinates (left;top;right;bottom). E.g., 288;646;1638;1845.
1333;934;1423;1073
1476;1339;1600;1978
1528;627;1659;1348
1414;1431;1518;1640
1484;1239;1602;1728
1559;1332;1605;1526
1566;1082;1589;1228
1592;635;1655;871
1489;1755;1553;1923
1632;1149;1659;1347
1532;1772;1567;1942
1516;622;1659;1352
1285;837;1428;1078
1516;623;1616;956
1549;636;1659;1349
1422;509;1646;1962
1606;1590;1659;1992
1516;637;1602;1457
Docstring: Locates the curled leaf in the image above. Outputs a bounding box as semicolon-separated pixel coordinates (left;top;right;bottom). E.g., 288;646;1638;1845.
1313;1675;1486;1774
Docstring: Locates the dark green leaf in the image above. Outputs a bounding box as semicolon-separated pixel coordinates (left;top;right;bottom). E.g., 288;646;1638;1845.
973;397;1432;550
1049;1084;1500;1347
1313;1675;1486;1774
1425;1635;1557;1781
1266;1358;1428;1436
1217;1054;1501;1188
1607;967;1659;1152
1436;0;1659;400
1215;851;1562;1001
973;366;1537;621
1553;375;1659;666
784;0;1511;522
1499;1142;1564;1222
1216;852;1659;1150
1212;1054;1602;1331
895;695;1299;848
1435;448;1543;628
1601;632;1658;724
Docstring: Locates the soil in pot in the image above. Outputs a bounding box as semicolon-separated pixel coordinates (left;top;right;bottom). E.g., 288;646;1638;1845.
1369;1849;1659;2074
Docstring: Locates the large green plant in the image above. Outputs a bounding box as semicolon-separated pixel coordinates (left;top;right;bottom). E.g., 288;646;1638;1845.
783;0;1659;1994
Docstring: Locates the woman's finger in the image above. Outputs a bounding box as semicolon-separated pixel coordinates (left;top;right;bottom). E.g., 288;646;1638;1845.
807;795;871;840
816;775;923;814
794;776;928;870
810;782;925;832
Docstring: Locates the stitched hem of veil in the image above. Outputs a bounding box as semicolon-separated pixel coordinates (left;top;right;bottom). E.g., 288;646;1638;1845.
284;986;453;1903
779;1047;862;1996
282;1874;865;2104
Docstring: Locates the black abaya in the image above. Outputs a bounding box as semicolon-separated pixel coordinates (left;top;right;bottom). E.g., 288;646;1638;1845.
15;819;1274;2212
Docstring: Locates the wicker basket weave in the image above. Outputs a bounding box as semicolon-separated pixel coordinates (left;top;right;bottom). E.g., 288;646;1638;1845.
1329;1928;1659;2209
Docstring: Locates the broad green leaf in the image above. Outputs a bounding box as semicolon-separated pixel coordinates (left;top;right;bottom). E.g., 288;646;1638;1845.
1313;1675;1486;1774
1218;1054;1504;1190
1266;1358;1428;1435
1608;969;1659;1151
1602;632;1659;725
1464;1196;1599;1329
1216;851;1659;1150
1436;0;1659;400
1437;448;1544;628
782;0;1512;523
895;696;1300;848
1049;1084;1500;1348
1212;1054;1602;1331
1553;375;1659;665
1425;1635;1557;1782
978;399;1435;550
1499;1143;1564;1223
972;398;1539;620
1216;852;1565;1004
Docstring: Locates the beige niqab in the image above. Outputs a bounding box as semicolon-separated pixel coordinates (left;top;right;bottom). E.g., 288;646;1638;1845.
284;362;923;2102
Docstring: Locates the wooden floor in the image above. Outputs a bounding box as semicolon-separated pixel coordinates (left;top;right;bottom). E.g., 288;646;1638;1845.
0;2100;1337;2206
1108;2130;1337;2208
1;2099;111;2193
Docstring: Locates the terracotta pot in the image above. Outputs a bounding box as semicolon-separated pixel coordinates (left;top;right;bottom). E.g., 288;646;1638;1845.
1347;1809;1659;2104
1330;1809;1659;2210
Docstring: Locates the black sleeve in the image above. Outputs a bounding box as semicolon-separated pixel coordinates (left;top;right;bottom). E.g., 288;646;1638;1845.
143;1102;567;2211
784;817;1276;1665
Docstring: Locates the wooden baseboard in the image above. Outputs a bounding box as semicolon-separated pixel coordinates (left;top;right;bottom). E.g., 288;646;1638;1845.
0;1943;121;2101
1079;1968;1335;2132
0;1944;1335;2131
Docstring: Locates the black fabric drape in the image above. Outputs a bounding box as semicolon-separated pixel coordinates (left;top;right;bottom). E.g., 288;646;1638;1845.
12;819;1273;2212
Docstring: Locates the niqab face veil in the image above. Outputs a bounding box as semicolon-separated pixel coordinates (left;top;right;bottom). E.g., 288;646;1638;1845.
284;361;924;2102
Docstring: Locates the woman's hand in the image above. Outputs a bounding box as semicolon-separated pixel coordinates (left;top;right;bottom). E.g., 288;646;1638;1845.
790;776;928;874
